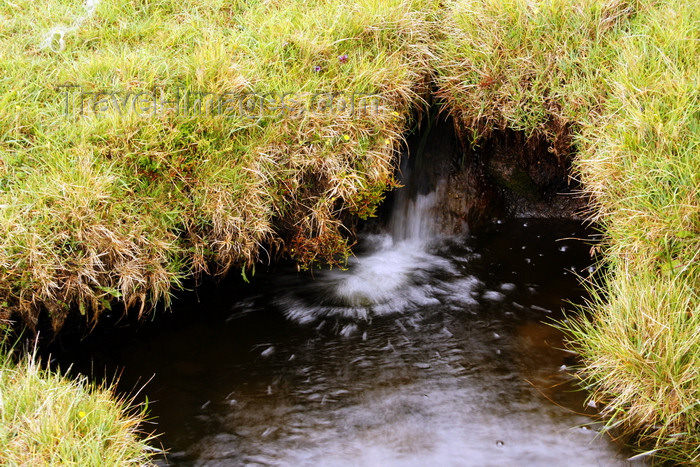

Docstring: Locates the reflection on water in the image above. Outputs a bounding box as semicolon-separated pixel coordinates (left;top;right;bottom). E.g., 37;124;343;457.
55;217;646;466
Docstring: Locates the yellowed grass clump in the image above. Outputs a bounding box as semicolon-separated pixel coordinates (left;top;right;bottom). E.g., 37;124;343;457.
434;0;698;463
0;341;158;465
0;0;437;330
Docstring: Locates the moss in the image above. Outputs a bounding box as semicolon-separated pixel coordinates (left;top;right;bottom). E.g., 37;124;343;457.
485;157;542;202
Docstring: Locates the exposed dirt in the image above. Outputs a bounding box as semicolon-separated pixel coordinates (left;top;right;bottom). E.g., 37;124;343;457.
406;114;589;235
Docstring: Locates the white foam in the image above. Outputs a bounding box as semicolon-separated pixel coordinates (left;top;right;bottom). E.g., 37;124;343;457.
276;182;480;325
482;290;505;301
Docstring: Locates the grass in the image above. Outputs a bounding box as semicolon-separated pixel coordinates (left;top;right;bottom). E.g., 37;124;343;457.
0;337;157;465
434;0;638;152
0;0;698;464
434;0;699;463
564;269;699;464
567;1;699;461
0;0;437;331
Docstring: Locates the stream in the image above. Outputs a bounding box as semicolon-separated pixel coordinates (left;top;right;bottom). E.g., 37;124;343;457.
53;188;645;465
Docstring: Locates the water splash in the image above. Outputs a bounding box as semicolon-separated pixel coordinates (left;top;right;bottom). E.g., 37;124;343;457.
274;178;468;325
40;0;100;52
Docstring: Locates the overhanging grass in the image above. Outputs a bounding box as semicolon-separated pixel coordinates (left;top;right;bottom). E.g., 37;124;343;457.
1;0;698;463
0;340;157;465
0;0;438;330
434;0;638;151
564;268;699;463
434;0;698;463
571;1;699;462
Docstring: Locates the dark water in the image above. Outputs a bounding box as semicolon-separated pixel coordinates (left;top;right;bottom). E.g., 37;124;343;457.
54;216;645;466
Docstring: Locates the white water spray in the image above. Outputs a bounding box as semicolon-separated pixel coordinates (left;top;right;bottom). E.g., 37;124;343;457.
275;177;476;325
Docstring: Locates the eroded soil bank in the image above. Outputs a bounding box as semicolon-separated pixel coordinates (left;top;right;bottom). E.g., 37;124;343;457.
377;112;587;238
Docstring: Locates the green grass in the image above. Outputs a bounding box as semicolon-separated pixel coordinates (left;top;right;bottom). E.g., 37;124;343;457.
0;339;157;465
564;269;699;464
0;0;437;330
434;0;638;151
1;0;698;463
434;0;699;463
568;1;699;462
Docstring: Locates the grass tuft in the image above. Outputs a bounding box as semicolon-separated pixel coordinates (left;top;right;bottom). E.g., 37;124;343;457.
570;1;699;462
434;0;639;152
563;268;699;464
0;0;438;329
434;0;699;463
0;338;158;465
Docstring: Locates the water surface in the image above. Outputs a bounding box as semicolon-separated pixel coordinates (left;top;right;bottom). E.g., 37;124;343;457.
58;217;645;466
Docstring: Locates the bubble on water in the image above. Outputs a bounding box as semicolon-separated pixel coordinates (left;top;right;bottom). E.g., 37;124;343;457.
482;290;505;301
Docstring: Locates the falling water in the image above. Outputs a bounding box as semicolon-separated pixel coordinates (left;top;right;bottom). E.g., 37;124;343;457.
387;181;443;242
275;176;461;327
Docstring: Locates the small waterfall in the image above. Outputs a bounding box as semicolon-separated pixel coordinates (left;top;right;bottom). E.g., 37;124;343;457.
269;118;473;325
387;182;445;243
386;113;454;244
274;165;468;326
